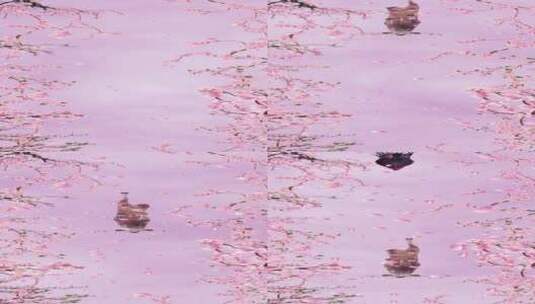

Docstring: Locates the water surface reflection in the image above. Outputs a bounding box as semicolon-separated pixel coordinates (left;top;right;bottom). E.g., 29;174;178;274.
0;1;100;302
4;0;535;302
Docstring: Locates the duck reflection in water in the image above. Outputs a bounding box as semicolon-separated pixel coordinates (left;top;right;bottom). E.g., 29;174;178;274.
384;238;420;277
376;152;414;170
385;1;421;35
114;192;151;233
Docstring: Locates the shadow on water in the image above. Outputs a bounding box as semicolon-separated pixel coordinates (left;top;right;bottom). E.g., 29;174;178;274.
384;1;421;35
383;238;421;278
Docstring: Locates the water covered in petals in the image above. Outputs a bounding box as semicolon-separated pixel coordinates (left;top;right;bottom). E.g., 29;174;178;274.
1;0;534;303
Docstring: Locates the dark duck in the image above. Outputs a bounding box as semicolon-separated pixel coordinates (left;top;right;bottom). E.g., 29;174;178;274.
375;152;414;170
114;192;151;232
385;1;421;35
384;238;421;277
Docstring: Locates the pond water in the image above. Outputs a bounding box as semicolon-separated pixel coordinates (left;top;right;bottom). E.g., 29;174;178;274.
1;0;534;303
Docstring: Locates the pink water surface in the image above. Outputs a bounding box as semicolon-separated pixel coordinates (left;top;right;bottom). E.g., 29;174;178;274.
1;0;534;303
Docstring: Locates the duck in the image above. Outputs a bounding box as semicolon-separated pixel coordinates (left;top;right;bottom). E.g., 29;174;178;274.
384;238;420;277
114;192;150;232
375;152;414;170
385;1;421;35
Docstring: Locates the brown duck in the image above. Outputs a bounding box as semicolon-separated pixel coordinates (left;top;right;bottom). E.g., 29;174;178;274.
114;192;150;232
384;238;420;277
385;1;421;35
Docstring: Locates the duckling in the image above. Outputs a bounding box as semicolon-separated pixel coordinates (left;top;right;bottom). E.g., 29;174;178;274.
114;192;150;232
384;238;420;277
385;1;421;35
375;152;414;170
